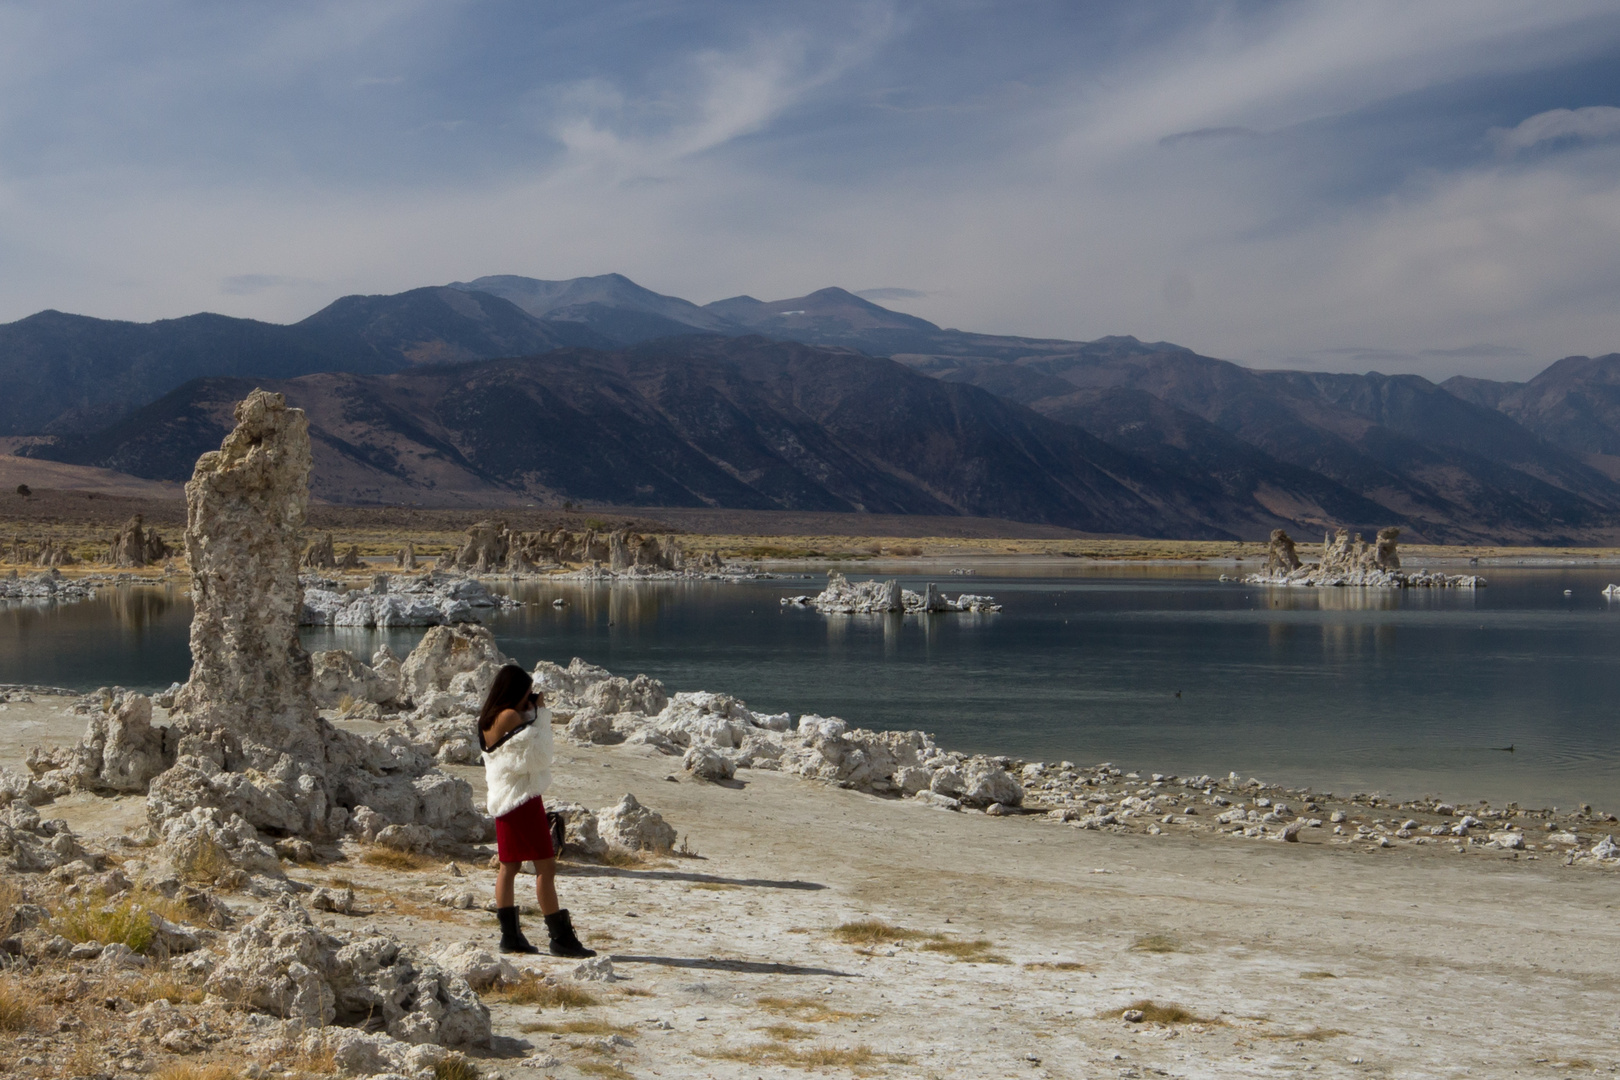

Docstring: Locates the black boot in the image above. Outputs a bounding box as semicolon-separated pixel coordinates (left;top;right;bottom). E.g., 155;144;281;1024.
544;909;596;958
497;906;540;955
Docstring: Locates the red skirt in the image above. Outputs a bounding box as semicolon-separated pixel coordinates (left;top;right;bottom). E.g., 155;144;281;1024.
495;796;556;864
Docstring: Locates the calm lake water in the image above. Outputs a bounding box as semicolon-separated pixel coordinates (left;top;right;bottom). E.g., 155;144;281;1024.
4;562;1619;810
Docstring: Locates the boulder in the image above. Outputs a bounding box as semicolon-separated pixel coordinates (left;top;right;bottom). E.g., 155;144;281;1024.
398;625;508;704
596;794;676;853
311;649;394;708
431;941;517;992
682;746;736;783
959;759;1023;808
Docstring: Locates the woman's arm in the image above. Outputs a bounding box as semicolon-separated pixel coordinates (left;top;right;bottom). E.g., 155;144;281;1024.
482;707;528;750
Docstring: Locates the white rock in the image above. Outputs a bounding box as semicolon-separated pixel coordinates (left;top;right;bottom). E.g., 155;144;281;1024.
596;794;676;853
571;956;618;981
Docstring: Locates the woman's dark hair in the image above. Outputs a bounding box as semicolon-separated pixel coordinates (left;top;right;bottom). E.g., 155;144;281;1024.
478;663;535;732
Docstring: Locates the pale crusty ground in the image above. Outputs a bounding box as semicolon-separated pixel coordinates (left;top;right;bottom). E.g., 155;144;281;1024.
4;696;1619;1080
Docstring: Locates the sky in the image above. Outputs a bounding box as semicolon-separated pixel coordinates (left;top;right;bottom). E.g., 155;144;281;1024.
2;1;1619;381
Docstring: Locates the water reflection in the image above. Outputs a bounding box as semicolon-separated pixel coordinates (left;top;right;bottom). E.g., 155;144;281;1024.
2;568;1618;808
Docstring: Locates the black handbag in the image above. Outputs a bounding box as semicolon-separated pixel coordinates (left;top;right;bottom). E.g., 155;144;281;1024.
547;811;567;857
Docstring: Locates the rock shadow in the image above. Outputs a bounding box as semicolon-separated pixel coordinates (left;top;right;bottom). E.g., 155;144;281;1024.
559;865;826;890
609;954;856;977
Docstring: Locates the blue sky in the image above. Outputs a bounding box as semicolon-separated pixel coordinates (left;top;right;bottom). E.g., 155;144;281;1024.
2;1;1619;380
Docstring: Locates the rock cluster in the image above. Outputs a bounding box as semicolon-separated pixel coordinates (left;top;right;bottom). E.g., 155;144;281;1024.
302;532;338;569
529;658;1022;808
0;570;98;601
442;520;690;574
783;572;1002;614
204;896;490;1046
4;537;78;566
1245;527;1483;588
105;515;172;567
300;572;521;628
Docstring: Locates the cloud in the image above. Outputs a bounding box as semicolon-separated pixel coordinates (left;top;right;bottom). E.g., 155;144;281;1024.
220;274;320;296
854;287;926;301
1158;126;1261;147
1491;105;1620;155
1;2;1619;384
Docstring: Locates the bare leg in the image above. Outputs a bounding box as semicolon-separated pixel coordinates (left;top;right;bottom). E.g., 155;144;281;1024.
533;857;560;915
495;861;519;908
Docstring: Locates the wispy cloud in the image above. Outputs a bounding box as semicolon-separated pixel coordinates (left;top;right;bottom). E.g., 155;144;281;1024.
1491;105;1620;155
0;2;1618;380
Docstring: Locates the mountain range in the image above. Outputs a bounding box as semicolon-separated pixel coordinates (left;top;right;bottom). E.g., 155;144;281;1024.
8;273;1620;543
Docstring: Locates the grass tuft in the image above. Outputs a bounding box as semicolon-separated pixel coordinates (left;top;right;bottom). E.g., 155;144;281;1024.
153;1065;241;1080
689;881;738;891
53;894;156;953
1130;933;1182;953
711;1040;904;1069
919;937;1009;963
1106;999;1217;1025
0;977;42;1032
575;1063;634;1079
1024;960;1086;971
486;973;599;1009
830;919;930;945
755;996;869;1023
1300;970;1337;979
359;847;433;872
433;1056;479;1080
123;966;208;1005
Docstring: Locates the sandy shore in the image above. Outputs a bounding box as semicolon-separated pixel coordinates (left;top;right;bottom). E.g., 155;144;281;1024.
3;693;1618;1080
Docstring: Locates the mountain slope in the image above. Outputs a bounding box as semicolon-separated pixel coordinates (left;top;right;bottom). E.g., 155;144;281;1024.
449;273;735;343
0;288;602;437
928;339;1620;543
34;336;1288;537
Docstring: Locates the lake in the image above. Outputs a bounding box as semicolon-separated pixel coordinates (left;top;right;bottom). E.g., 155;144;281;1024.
4;561;1619;810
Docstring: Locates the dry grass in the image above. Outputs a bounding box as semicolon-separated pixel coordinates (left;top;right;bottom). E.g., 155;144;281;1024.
760;1024;816;1041
755;996;869;1023
1300;970;1338;979
1106;1000;1218;1025
1263;1027;1348;1042
688;881;738;891
486;973;599;1009
359;847;434;872
829;919;931;945
594;847;647;869
122;966;208;1005
53;893;156;953
1130;933;1182;953
711;1040;902;1069
0;977;43;1032
174;831;233;884
1024;960;1086;971
432;1057;479;1080
521;1019;638;1037
616;985;655;998
289;1043;339;1077
574;1063;633;1080
386;895;468;923
919;938;1009;963
153;1064;242;1080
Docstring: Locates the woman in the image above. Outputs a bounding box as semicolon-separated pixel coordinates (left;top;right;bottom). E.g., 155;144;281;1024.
478;663;595;958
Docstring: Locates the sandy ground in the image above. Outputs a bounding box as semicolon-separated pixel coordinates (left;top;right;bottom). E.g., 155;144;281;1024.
3;695;1618;1080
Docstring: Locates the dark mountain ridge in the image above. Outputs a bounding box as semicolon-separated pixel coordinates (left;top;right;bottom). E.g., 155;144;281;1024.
7;272;1618;542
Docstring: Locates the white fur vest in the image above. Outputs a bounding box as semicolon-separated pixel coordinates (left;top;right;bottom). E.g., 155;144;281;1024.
481;709;553;819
